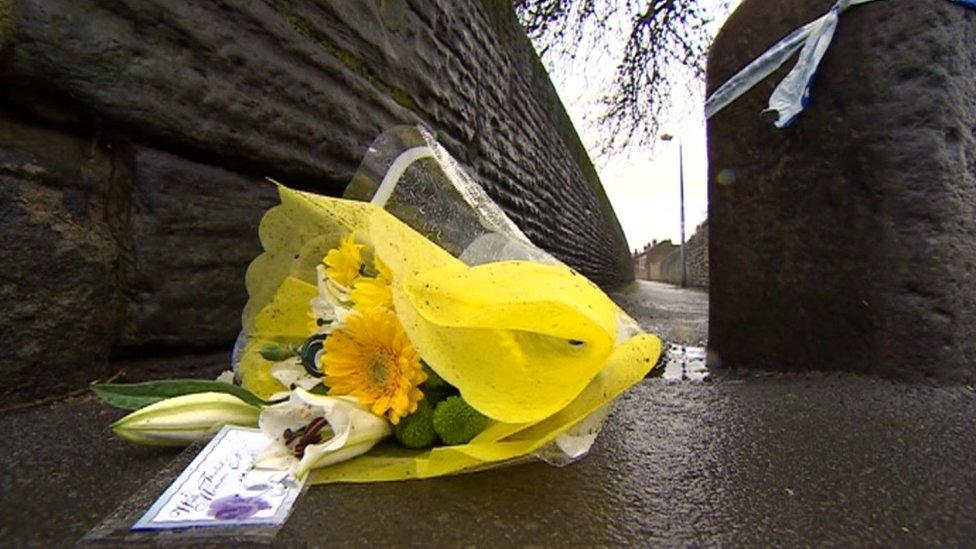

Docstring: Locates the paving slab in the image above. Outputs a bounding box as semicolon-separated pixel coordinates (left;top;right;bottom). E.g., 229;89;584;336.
2;281;974;546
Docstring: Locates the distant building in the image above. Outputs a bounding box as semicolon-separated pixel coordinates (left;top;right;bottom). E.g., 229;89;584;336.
633;239;678;281
632;221;709;288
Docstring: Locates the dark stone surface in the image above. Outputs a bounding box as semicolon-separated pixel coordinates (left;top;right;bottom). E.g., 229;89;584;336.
0;0;631;286
0;109;276;403
707;0;976;382
0;110;125;400
121;148;277;351
0;398;179;544
0;352;229;547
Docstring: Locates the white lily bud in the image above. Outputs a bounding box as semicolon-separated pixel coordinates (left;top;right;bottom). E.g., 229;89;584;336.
256;388;391;477
111;392;260;447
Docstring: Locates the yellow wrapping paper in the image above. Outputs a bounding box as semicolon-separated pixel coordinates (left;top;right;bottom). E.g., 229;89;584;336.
240;185;661;483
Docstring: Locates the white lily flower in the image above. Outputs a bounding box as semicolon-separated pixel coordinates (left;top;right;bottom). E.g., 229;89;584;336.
111;392;260;447
309;265;352;334
271;359;322;393
256;388;391;477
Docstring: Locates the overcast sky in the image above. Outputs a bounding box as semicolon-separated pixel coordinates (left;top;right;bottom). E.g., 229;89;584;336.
539;1;739;252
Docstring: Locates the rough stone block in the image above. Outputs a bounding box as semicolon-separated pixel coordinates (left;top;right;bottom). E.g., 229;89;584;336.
707;0;976;382
0;0;630;286
0;111;123;400
0;111;277;402
121;149;277;350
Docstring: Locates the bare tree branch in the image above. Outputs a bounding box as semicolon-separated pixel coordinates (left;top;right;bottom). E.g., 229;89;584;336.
515;0;734;154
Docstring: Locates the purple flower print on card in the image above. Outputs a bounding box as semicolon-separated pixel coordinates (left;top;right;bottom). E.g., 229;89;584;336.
207;494;272;520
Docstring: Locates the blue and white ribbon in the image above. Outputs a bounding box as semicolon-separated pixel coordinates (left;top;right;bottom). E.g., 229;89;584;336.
705;0;976;127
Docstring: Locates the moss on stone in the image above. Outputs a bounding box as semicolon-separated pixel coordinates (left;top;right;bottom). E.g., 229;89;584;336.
0;0;14;51
268;0;420;113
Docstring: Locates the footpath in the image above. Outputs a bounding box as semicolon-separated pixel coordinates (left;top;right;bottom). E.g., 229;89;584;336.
2;281;974;545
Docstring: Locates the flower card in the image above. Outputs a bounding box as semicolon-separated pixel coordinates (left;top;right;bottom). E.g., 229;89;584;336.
133;426;305;530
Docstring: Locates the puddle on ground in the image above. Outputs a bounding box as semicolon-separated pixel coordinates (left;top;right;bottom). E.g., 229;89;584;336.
659;345;710;383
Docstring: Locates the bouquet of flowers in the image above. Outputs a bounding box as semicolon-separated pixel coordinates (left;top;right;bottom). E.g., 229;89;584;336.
95;126;662;484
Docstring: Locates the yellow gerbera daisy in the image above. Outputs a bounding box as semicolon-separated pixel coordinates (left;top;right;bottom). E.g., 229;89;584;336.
351;278;392;311
322;308;426;424
351;258;394;311
324;234;363;288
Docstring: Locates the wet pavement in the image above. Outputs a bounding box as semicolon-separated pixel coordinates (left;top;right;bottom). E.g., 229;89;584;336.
610;280;709;347
2;281;975;546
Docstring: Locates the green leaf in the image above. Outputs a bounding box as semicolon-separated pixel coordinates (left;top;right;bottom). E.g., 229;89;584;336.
307;382;329;396
92;379;273;411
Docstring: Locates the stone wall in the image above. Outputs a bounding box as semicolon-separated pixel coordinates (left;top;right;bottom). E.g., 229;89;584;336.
687;222;709;288
707;0;976;382
664;222;708;288
0;0;631;403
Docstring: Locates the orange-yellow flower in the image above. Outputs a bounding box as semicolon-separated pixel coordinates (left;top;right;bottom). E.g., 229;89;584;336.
324;234;363;288
351;258;394;311
322;308;426;424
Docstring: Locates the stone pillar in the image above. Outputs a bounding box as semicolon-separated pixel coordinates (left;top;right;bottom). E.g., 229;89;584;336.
707;0;976;382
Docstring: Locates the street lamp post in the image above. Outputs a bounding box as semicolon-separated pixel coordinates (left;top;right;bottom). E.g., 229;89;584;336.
660;134;687;288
